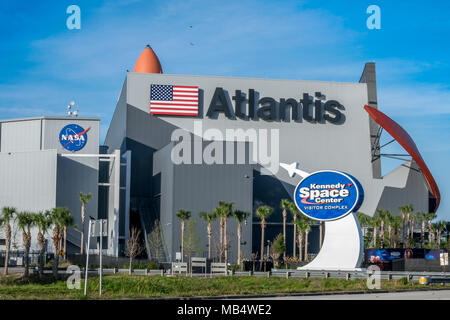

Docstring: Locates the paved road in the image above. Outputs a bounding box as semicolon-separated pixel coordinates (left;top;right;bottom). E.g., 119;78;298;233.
243;290;450;300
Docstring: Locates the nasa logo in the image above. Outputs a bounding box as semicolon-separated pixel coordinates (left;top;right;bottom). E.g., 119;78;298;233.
294;170;364;221
59;124;89;151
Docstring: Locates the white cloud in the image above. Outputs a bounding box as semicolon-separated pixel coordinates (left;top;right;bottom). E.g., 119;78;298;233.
378;83;450;115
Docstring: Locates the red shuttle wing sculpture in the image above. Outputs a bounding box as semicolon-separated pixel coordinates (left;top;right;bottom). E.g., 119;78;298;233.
364;105;440;211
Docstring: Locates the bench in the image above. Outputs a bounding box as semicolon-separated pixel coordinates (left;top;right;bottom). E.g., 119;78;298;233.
190;257;207;276
171;262;188;275
210;262;227;277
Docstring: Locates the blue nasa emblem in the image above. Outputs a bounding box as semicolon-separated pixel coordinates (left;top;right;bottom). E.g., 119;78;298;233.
294;170;364;221
59;124;89;151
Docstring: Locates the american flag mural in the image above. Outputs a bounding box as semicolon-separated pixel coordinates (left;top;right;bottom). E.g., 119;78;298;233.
150;84;199;116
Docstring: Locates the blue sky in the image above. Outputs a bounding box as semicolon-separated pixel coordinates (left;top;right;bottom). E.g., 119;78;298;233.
1;0;449;219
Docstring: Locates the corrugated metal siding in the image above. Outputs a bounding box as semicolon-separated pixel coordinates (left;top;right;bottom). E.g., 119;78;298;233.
0;149;57;211
0;120;42;153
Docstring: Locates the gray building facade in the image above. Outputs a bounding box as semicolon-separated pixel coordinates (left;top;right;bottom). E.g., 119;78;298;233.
102;62;436;262
0;62;438;264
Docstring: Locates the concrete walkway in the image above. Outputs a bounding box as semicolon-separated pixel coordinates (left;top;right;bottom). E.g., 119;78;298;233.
242;289;450;300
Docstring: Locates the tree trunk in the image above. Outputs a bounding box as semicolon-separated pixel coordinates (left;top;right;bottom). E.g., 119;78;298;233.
292;216;297;258
388;225;392;248
380;221;385;248
207;223;211;260
438;230;442;247
260;220;265;269
64;227;67;261
224;217;228;265
298;233;304;262
421;220;425;248
53;226;61;280
81;203;85;254
304;231;309;261
393;230;397;248
428;221;432;245
282;210;286;261
401;214;405;247
237;223;242;265
219;218;223;263
406;214;410;244
181;221;185;262
23;231;31;278
129;256;132;274
373;227;377;248
37;231;45;279
3;223;11;275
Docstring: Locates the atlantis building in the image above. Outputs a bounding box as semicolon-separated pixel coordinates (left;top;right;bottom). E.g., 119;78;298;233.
0;46;440;263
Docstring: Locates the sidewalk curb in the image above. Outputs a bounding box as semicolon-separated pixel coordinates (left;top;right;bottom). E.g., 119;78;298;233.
145;287;450;300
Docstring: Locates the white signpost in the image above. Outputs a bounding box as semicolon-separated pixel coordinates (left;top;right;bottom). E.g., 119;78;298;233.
440;253;448;266
84;218;108;296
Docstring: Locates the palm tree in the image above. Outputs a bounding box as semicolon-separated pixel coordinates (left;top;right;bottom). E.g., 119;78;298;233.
79;192;92;255
255;206;273;267
16;211;35;278
371;216;381;248
399;204;413;246
176;209;191;262
60;209;75;261
399;205;412;247
288;202;301;258
231;210;250;265
50;207;71;279
213;205;227;262
410;212;420;244
294;217;307;261
219;201;235;265
436;221;447;247
375;209;387;248
384;211;394;248
431;223;438;246
391;215;402;248
425;212;437;245
0;207;16;275
33;211;52;278
199;211;216;259
280;199;290;261
420;212;426;248
303;217;312;261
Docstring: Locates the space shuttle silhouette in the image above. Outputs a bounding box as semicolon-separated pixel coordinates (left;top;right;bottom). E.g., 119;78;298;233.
279;162;309;178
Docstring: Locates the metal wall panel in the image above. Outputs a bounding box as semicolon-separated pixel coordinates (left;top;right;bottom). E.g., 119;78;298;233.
0;119;42;152
172;156;253;263
0;149;57;211
0;149;57;252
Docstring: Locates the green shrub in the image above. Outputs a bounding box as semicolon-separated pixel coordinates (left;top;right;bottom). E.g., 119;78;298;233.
146;261;158;270
227;264;240;272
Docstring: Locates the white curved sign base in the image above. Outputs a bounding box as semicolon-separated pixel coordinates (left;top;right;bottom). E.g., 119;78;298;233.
298;212;364;271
